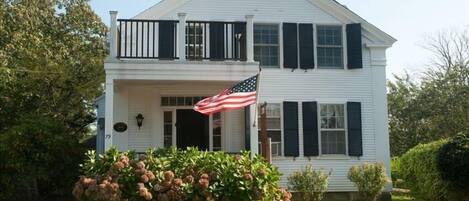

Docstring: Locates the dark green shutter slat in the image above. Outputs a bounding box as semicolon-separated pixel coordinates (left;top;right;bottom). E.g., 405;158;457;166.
244;106;250;150
158;21;175;59
347;102;363;156
302;102;319;156
210;22;225;60
283;102;299;157
283;23;298;69
346;23;363;69
299;24;314;69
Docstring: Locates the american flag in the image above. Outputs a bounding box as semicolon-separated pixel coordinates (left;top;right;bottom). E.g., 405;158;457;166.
194;75;258;115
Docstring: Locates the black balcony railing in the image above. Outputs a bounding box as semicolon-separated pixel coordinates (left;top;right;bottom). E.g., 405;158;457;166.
116;19;246;61
117;19;178;59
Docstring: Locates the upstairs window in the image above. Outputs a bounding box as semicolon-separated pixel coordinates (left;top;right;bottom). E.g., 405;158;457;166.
254;24;279;67
320;104;346;155
317;25;344;68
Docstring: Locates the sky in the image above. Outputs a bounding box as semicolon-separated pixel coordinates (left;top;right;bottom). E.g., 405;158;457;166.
89;0;469;79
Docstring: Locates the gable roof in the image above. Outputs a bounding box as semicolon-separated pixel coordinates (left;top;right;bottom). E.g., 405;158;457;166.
132;0;396;47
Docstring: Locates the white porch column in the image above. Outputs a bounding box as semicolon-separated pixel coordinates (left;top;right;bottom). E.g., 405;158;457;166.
245;15;255;62
104;77;114;150
249;104;259;156
178;13;187;61
109;11;118;59
369;46;392;192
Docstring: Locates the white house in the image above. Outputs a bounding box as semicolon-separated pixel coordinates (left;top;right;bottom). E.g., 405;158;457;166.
101;0;395;199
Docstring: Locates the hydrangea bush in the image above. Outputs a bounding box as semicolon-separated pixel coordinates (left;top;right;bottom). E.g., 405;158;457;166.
73;148;291;201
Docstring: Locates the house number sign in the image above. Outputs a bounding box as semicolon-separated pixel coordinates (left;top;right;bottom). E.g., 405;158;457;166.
113;122;128;132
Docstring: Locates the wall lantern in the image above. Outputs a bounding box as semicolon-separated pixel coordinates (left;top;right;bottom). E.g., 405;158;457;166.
136;113;144;130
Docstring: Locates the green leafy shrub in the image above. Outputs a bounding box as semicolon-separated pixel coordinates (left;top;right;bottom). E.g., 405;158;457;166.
73;147;292;201
287;165;329;201
397;140;449;201
437;131;469;200
347;163;389;201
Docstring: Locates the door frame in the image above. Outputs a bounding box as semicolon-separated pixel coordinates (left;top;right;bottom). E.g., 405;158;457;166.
161;106;224;151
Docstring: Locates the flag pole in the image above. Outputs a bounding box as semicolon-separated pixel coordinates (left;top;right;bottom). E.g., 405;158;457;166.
252;66;262;127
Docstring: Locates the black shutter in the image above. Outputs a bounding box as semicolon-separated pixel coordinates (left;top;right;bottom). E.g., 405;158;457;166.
210;22;225;60
244;106;251;150
302;102;319;156
347;102;363;156
299;24;314;69
346;23;363;69
283;102;299;157
158;21;175;59
283;23;298;69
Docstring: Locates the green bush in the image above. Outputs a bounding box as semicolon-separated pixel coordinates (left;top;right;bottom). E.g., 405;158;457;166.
73;148;292;201
287;165;329;201
397;140;449;201
347;163;389;201
0;114;87;201
437;131;469;200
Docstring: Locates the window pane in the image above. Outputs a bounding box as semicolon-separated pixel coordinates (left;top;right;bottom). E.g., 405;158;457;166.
321;131;346;154
213;136;221;147
163;111;173;148
320;104;345;129
255;46;279;67
212;112;222;150
317;26;342;46
164;136;172;148
317;47;343;68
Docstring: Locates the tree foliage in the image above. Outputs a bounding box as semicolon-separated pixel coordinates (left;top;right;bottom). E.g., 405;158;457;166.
388;29;469;156
437;131;469;199
0;0;107;200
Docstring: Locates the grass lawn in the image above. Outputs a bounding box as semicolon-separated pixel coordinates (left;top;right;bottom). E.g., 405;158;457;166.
392;194;413;201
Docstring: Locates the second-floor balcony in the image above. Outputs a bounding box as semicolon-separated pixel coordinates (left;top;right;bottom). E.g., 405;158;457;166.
108;12;255;63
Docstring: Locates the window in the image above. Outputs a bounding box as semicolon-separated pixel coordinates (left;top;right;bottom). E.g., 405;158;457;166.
161;96;206;107
186;24;205;60
317;25;344;68
163;111;173;148
258;104;282;156
212;113;222;151
254;24;279;67
320;104;346;155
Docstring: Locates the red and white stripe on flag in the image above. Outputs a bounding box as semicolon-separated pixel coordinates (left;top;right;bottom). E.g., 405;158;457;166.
193;90;256;115
194;75;258;115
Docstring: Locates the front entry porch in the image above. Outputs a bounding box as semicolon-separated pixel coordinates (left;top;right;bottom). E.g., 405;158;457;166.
104;80;259;155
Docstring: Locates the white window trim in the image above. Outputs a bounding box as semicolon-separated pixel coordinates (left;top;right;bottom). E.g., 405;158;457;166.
317;103;349;156
253;23;281;68
315;23;346;70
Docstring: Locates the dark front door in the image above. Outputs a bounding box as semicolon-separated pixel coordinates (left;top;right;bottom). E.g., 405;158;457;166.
176;109;209;150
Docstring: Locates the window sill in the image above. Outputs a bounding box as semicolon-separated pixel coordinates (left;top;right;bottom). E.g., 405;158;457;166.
315;155;351;160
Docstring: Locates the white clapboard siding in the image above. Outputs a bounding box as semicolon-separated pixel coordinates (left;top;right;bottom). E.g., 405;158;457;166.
137;0;340;24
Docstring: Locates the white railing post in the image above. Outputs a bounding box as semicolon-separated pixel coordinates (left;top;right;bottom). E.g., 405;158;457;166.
178;13;187;61
109;11;118;59
245;15;255;62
